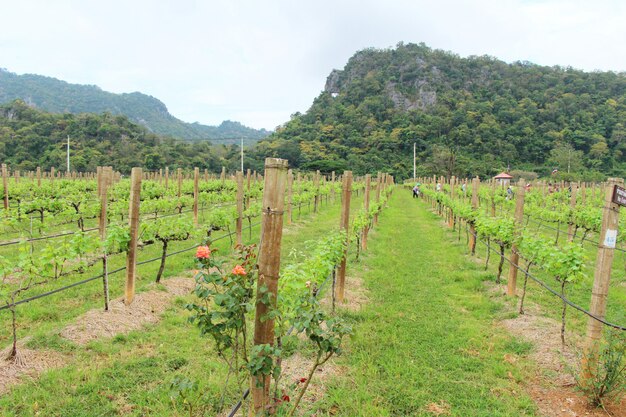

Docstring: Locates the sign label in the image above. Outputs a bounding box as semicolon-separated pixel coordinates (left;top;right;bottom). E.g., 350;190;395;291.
612;185;626;207
604;229;617;248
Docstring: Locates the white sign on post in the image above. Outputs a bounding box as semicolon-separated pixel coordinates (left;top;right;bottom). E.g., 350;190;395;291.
604;229;617;248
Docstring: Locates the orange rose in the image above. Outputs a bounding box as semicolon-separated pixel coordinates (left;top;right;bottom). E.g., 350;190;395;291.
232;265;246;276
195;246;211;259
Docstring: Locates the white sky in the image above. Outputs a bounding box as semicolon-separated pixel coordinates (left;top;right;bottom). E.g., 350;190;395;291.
1;0;625;130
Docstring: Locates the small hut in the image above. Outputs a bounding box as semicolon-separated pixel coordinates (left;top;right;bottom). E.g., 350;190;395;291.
493;172;513;186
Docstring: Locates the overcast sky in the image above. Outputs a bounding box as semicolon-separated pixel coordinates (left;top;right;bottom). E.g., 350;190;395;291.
1;0;625;130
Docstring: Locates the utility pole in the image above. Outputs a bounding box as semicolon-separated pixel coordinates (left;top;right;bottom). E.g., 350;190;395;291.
413;142;416;181
240;138;244;173
66;135;70;173
568;148;571;174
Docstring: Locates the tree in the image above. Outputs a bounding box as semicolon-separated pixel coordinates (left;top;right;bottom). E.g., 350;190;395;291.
548;142;583;174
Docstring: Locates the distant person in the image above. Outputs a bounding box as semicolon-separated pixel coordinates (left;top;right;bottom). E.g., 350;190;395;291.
436;182;442;192
506;185;514;200
461;183;467;194
412;184;419;198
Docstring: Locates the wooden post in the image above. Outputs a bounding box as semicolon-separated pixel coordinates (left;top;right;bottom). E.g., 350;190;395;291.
314;170;320;213
507;179;526;296
331;171;336;201
220;166;226;185
336;171;353;303
236;171;244;246
177;168;182;198
246;169;252;208
490;179;496;216
14;170;19;184
567;183;578;242
581;178;623;384
287;169;293;224
96;166;102;197
448;176;455;227
362;174;371;251
165;167;169;190
125;168;142;306
374;172;382;225
469;177;480;255
193;167;199;226
36;167;41;187
2;164;8;210
251;158;288;414
99;167;111;310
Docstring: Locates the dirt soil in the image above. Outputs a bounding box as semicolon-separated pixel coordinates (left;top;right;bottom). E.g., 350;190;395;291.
0;344;68;394
60;276;195;345
501;309;625;417
320;274;369;312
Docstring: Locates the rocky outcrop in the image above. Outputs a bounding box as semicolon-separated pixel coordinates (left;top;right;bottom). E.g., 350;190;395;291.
384;81;437;111
325;69;342;94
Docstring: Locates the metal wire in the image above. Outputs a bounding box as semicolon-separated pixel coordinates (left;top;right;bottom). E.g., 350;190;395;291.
466;226;626;331
0;222;265;311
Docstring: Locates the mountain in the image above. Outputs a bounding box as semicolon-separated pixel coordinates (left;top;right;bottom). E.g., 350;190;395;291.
251;42;626;181
0;99;264;174
0;69;270;144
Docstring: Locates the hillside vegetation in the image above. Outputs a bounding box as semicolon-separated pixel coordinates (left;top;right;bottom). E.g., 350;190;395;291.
253;42;626;180
0;100;253;173
0;69;269;143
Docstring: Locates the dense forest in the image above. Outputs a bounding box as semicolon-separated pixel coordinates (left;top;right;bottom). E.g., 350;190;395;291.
252;42;626;181
0;100;260;174
0;69;270;143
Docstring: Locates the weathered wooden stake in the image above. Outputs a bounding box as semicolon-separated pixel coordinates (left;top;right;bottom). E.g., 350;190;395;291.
362;174;371;251
448;176;455;227
2;164;8;210
177;168;182;198
193;167;199;226
469;176;480;255
99;167;112;310
567;183;578;242
165;166;169;190
373;172;382;225
246;168;252;209
287;169;293;224
507;179;526;296
581;177;623;385
250;158;288;415
313;170;320;213
336;171;353;303
236;171;244;246
125;168;142;306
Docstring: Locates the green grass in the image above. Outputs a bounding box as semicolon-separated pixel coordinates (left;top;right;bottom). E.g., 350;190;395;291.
312;190;537;416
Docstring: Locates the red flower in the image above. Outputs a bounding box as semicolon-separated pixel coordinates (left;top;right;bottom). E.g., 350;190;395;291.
232;265;247;275
282;394;290;402
196;246;211;259
299;378;307;383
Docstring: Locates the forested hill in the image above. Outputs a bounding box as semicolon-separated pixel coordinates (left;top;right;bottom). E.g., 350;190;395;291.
0;69;270;143
0;100;259;174
252;42;626;180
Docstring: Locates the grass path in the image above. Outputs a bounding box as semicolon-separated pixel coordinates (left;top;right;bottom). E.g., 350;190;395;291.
317;190;538;416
